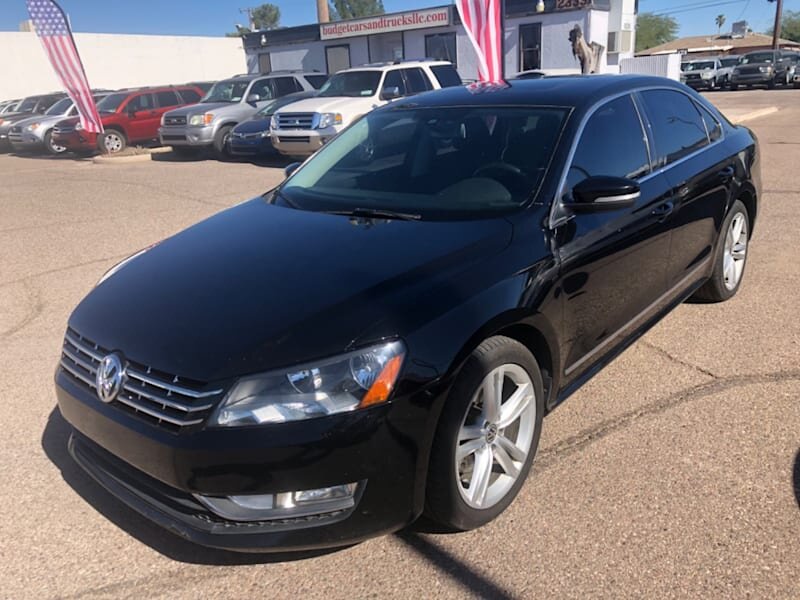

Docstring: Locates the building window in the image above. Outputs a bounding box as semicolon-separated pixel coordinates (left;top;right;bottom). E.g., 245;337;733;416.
258;53;272;74
326;45;351;75
369;32;404;63
425;32;457;66
519;23;542;72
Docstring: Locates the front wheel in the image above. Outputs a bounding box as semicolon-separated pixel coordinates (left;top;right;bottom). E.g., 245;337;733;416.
425;336;544;531
98;129;126;154
692;199;750;302
44;130;66;155
213;125;233;159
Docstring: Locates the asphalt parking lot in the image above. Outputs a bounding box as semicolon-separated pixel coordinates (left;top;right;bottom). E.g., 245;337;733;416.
1;89;798;599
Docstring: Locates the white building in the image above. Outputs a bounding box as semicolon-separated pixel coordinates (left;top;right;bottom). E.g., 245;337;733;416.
243;0;637;78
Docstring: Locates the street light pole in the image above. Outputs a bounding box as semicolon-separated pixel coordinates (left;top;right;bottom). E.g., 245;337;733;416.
317;0;330;23
771;0;783;50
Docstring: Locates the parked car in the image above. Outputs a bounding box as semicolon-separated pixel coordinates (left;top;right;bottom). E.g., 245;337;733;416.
270;60;463;158
9;92;111;155
55;75;759;552
680;57;733;90
0;99;21;114
186;81;216;94
229;91;318;158
730;50;796;89
784;52;800;88
158;71;327;158
0;92;66;150
52;85;206;154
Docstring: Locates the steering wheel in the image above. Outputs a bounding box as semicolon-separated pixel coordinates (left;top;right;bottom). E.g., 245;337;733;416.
473;162;529;195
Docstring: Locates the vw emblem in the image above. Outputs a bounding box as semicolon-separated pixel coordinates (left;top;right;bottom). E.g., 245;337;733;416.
96;354;125;403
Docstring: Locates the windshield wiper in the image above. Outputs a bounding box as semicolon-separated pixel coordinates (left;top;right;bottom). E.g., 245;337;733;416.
327;207;421;221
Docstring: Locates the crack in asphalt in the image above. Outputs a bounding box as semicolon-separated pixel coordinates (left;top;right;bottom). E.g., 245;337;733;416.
638;339;719;379
0;253;129;290
534;370;800;472
0;280;44;340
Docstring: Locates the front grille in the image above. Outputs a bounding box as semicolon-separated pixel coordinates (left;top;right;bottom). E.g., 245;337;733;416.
276;113;316;130
53;125;75;134
232;131;262;140
738;66;760;75
10;126;21;134
277;136;311;144
685;73;701;80
164;115;187;126
8;128;23;142
59;328;223;433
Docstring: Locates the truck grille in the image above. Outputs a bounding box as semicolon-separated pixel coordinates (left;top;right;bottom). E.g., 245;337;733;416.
276;113;316;130
685;73;701;81
163;115;187;126
59;328;223;433
738;66;760;75
277;136;311;144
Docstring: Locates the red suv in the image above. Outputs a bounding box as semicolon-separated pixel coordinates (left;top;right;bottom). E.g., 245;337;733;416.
52;85;205;154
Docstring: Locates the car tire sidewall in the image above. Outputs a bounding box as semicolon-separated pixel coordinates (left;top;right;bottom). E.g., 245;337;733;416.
44;130;66;155
708;199;750;301
98;129;126;154
425;336;544;531
214;125;233;158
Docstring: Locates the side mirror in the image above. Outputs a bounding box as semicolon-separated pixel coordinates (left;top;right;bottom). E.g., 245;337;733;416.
247;93;261;104
284;162;302;178
571;176;640;210
380;86;401;101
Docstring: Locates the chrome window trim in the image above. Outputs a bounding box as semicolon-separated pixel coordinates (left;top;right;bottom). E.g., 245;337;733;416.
548;85;728;230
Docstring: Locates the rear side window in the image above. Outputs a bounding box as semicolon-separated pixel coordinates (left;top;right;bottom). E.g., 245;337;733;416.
566;95;650;191
155;91;180;108
272;77;302;97
430;65;463;88
695;101;722;143
640;90;709;167
402;68;433;93
179;89;202;104
305;74;329;89
382;70;407;97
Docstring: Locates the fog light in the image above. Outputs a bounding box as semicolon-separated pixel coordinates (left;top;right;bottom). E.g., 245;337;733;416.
195;482;361;522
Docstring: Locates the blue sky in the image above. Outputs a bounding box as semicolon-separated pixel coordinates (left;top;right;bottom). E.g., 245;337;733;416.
1;0;798;38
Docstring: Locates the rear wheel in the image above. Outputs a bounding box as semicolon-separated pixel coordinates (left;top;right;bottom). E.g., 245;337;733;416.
425;336;544;531
44;130;66;155
98;129;126;154
692;199;750;303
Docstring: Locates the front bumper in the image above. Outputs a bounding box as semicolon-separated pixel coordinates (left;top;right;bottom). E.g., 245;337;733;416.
270;129;336;157
9;131;45;150
682;76;715;89
229;134;275;156
732;72;774;85
55;369;434;552
52;129;97;152
159;125;214;147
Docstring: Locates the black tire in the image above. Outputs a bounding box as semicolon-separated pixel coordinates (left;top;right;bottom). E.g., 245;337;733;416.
98;129;126;154
767;78;776;90
424;336;544;531
692;199;750;303
44;130;66;155
213;125;233;158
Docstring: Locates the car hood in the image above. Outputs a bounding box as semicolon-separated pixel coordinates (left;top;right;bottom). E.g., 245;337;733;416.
275;96;377;116
166;102;234;117
233;118;269;134
12;113;68;130
69;199;514;382
0;111;36;128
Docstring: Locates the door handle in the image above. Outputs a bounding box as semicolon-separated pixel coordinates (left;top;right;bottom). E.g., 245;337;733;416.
718;166;735;182
652;201;674;222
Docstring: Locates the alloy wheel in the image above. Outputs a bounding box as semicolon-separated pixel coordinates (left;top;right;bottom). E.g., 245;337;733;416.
455;364;536;509
723;212;748;291
49;137;66;154
104;133;123;154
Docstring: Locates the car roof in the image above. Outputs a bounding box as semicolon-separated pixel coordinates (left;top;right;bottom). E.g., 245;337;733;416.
341;60;453;73
389;75;685;112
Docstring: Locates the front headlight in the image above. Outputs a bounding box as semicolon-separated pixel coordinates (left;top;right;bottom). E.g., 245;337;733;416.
189;113;213;126
759;66;772;73
212;340;406;427
26;122;41;131
701;72;714;79
317;112;343;129
270;115;278;130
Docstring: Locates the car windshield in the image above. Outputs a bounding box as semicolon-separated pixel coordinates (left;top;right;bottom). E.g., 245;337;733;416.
17;98;39;112
317;71;382;98
743;52;776;64
280;106;568;220
201;80;250;103
96;93;129;113
45;97;73;115
685;61;715;71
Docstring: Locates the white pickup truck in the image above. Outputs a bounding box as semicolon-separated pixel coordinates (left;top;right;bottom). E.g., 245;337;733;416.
269;60;462;158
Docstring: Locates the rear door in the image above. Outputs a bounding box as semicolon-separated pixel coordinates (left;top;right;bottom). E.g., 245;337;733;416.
401;68;434;96
637;89;730;288
554;93;674;383
123;93;157;142
271;76;303;98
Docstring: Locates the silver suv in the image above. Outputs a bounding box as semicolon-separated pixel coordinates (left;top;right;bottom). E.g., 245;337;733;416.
159;71;328;157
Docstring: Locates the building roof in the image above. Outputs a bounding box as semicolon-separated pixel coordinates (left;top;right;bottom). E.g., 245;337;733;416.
638;32;800;56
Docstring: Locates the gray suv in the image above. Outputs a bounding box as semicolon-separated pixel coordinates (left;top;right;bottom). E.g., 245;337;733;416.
731;50;795;89
159;71;327;157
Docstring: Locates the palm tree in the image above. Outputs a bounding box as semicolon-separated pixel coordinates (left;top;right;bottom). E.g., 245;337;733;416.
716;14;726;36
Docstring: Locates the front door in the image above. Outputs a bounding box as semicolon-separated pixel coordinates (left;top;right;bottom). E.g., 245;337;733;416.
123;93;158;142
554;94;673;384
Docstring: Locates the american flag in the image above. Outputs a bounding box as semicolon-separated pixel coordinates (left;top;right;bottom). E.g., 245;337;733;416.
456;0;504;84
26;0;103;133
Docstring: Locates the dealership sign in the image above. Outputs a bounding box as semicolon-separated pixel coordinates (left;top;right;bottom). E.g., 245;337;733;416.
320;7;451;40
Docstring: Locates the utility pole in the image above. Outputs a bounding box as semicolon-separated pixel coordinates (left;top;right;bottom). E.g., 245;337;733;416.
239;7;256;31
771;0;783;49
317;0;330;23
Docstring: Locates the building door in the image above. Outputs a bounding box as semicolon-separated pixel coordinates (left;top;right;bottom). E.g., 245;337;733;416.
258;53;272;74
326;45;351;74
519;23;542;71
369;32;403;62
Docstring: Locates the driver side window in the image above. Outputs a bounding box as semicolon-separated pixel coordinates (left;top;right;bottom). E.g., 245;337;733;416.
250;80;275;101
382;70;407;97
566;95;650;196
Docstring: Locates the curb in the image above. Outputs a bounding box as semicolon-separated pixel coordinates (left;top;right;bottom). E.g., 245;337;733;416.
731;107;779;124
92;146;173;165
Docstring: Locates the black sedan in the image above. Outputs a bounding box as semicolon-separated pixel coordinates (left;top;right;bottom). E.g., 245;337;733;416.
56;75;759;552
229;91;317;158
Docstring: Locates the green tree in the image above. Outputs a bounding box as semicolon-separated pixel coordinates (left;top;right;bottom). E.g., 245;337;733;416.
636;12;679;53
715;14;726;36
768;10;800;42
251;3;281;30
329;0;385;21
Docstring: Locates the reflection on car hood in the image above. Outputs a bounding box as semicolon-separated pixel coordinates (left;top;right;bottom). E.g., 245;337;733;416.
274;96;377;116
12;113;70;130
233;119;270;134
69;198;514;381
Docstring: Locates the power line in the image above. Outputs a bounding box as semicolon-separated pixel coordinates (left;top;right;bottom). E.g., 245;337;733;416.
653;0;747;17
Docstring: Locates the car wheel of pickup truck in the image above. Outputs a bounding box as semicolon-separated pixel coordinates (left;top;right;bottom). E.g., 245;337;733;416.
425;336;544;531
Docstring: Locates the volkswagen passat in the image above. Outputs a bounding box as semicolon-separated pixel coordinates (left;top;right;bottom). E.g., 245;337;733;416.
56;76;759;552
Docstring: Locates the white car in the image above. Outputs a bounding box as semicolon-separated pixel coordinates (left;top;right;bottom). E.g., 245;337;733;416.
270;60;462;157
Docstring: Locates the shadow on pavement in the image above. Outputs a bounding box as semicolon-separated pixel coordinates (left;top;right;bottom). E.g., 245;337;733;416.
395;531;515;599
793;449;800;510
41;408;343;565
